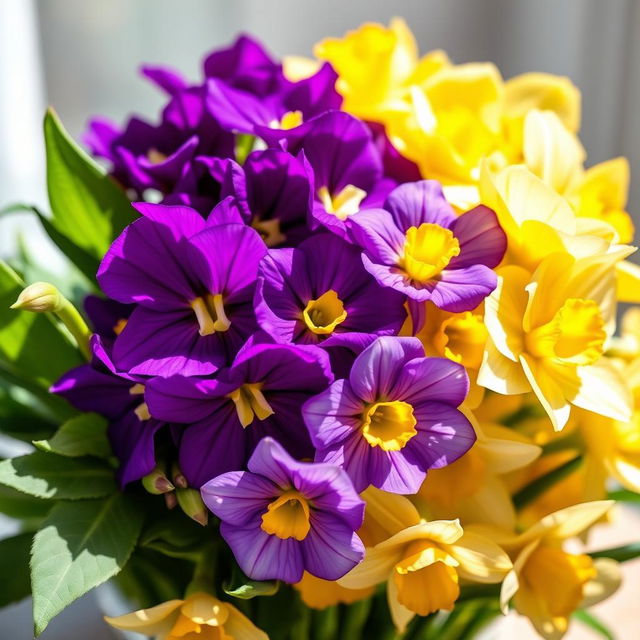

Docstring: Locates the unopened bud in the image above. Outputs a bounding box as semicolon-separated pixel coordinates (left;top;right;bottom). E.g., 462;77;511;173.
172;463;188;489
11;282;64;313
164;491;178;510
176;488;209;526
142;466;174;495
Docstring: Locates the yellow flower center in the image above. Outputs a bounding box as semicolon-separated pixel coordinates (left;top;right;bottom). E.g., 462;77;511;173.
251;217;286;247
227;383;274;428
261;490;311;540
361;401;417;451
521;546;596;618
393;539;460;615
303;290;348;334
526;298;606;365
433;312;488;369
400;223;460;283
317;184;367;220
113;318;128;335
279;110;303;130
190;294;231;336
168;593;231;639
146;148;167;165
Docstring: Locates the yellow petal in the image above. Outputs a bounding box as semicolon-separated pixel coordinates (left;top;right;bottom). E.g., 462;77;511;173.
282;55;320;81
181;593;229;626
448;530;512;583
386;576;416;633
519;354;571;431
504;71;581;132
477;337;531;395
295;572;374;609
523;110;584;195
616;259;640;303
224;602;270;640
104;600;183;635
337;545;399;590
548;358;633;424
362;486;421;535
477;427;542;474
456;475;516;530
580;558;622;607
373;520;464;549
500;539;540;613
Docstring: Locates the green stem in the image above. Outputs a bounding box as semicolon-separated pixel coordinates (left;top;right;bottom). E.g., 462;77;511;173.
589;542;640;562
339;599;372;640
56;297;92;359
185;544;218;596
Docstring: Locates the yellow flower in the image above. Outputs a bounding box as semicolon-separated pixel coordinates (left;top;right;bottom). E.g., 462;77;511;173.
417;301;488;407
104;592;268;640
479;249;634;430
314;18;449;122
339;491;511;632
480;501;622;640
418;414;541;529
294;572;374;610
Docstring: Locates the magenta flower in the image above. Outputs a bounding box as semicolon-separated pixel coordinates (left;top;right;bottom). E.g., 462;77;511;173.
201;437;365;583
255;233;406;346
349;181;507;313
302;336;476;494
97;200;266;377
145;340;333;487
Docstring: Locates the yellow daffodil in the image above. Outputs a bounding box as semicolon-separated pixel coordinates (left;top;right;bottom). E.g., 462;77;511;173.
418;414;541;529
314;18;449;122
473;501;621;640
104;592;268;640
339;490;511;632
479;249;634;430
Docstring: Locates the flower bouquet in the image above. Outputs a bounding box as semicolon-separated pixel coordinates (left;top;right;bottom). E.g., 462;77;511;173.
1;18;639;640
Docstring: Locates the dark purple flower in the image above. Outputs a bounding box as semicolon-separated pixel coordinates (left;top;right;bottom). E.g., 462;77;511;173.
201;437;365;583
349;181;507;313
210;148;312;247
97;201;266;377
302;336;476;494
206;62;340;135
145;340;333;488
255;233;406;347
259;111;394;238
51;336;162;487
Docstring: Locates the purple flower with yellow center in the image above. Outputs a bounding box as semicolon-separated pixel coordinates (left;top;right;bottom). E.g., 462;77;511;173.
259;111;395;238
206;61;340;136
201;437;365;583
255;233;406;347
302;336;476;494
145;340;333;487
349;181;507;313
211;148;311;247
97;200;266;377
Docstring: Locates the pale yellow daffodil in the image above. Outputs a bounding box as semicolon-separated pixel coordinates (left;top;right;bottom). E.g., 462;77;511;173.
104;592;268;640
472;501;621;640
294;571;374;610
479;249;634;430
339;489;511;632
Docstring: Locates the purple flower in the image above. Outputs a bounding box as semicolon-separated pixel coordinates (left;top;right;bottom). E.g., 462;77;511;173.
201;437;365;583
206;62;340;135
210;148;311;247
349;181;507;313
145;340;333;488
97;201;266;377
259;111;395;238
85;87;233;197
302;336;476;494
255;233;406;346
51;335;162;487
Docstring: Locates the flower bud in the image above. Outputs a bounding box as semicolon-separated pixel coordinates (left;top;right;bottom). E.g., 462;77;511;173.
142;466;174;495
172;463;189;489
10;282;64;313
176;488;209;526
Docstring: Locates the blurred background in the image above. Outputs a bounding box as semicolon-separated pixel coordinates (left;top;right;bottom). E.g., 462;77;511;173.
0;0;639;638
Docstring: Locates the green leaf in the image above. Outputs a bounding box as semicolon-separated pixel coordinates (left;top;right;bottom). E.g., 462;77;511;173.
34;412;111;458
0;259;83;389
43;109;134;273
0;383;57;442
31;493;143;635
0;533;33;607
139;509;206;560
590;542;640;563
0;485;52;520
512;455;583;509
0;451;115;499
607;488;640;503
574;610;615;640
223;562;279;599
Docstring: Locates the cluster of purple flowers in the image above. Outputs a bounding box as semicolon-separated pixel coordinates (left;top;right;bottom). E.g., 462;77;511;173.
52;36;507;583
